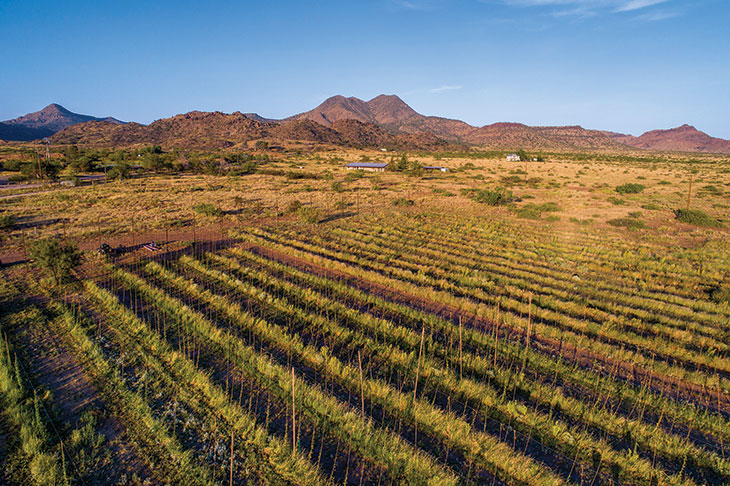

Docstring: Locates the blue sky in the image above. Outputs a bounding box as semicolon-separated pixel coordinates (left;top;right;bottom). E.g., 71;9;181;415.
1;0;728;137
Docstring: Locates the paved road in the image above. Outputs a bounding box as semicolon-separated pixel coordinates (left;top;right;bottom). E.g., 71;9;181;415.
0;175;108;199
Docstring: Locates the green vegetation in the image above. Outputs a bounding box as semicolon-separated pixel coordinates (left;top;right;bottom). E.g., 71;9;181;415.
192;203;223;217
392;197;415;207
0;213;16;230
607;217;647;230
462;187;515;205
514;202;560;219
615;183;645;194
674;208;723;227
29;238;83;285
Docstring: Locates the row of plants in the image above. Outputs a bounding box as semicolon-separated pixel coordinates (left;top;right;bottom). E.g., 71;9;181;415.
205;249;730;485
342;222;730;331
238;226;730;395
136;260;565;486
330;225;730;361
0;307;65;486
223;246;730;456
109;264;460;486
48;294;217;486
364;213;728;303
82;279;332;486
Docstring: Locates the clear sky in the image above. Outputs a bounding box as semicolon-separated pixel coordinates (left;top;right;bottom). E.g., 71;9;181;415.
1;0;728;137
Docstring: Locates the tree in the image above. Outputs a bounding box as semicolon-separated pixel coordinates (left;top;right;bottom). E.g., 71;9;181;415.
30;238;83;285
107;161;131;181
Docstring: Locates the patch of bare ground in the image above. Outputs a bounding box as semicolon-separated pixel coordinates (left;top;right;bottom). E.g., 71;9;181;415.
247;242;730;416
10;296;160;485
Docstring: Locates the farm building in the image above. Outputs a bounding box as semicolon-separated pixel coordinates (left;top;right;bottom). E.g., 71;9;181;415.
423;166;449;172
346;162;389;172
506;153;521;162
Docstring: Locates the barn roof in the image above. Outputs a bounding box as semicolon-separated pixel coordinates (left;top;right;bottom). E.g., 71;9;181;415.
346;162;389;168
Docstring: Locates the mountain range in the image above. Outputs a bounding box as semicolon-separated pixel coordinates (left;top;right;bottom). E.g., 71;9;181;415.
0;103;123;141
2;97;729;154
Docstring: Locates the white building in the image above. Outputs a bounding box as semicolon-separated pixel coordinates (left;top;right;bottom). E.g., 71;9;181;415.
506;153;521;162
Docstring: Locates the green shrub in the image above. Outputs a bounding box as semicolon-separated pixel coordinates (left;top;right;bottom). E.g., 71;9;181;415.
607;218;646;230
331;181;344;192
192;203;222;217
607;197;626;206
297;206;321;224
393;197;415;207
569;217;592;226
641;202;661;210
30;238;83;285
344;170;366;182
463;187;515;206
711;286;730;304
514;202;560;220
286;200;303;213
615;183;645;194
228;162;257;176
0;213;15;230
674;209;722;227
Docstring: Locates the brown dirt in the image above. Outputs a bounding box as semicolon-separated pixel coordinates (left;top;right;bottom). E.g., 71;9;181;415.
247;242;730;415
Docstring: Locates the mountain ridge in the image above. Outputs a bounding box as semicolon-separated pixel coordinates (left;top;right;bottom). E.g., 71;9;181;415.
1;103;124;141
3;98;729;154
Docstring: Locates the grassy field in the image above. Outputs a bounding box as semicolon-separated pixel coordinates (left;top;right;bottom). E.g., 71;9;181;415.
1;146;729;485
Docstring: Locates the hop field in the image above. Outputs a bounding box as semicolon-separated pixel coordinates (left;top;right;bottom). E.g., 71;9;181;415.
2;210;730;486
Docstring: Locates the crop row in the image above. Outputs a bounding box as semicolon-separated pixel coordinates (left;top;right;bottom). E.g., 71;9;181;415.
201;249;730;485
236;227;730;398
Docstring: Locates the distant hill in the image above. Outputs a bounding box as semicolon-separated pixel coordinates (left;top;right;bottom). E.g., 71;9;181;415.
290;94;474;141
12;96;730;154
50;111;452;150
0;122;54;142
0;103;124;141
604;125;730;154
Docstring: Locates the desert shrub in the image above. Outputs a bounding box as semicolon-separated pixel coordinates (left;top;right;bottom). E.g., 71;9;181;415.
432;188;455;197
514;202;561;220
674;209;722;227
607;197;626;206
8;173;28;183
228;162;257;176
334;200;349;210
699;185;723;195
545;215;560;222
463;187;515;206
192;203;222;217
0;213;15;230
642;202;661;210
711;286;730;304
569;217;593;226
297;207;321;224
286;171;319;180
286;200;303;213
393;197;415;207
615;183;645;194
331;181;344;193
607;218;646;230
30;238;83;285
107;162;130;181
344;170;366;182
658;180;672;185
